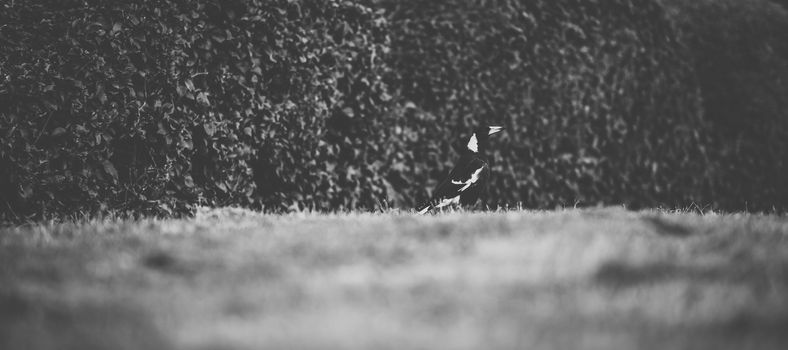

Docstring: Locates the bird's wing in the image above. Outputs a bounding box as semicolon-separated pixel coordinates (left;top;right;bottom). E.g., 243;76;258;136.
450;166;484;191
431;158;488;201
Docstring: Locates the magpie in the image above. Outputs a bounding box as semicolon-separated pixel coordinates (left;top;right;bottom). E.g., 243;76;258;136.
416;125;504;214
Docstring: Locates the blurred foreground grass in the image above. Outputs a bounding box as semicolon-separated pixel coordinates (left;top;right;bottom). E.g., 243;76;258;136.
2;208;788;350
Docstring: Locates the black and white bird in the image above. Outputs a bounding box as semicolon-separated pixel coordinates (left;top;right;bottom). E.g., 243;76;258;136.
416;125;503;214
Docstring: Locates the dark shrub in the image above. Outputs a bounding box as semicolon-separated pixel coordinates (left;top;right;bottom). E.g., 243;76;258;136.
0;0;391;221
660;0;788;211
377;0;711;210
771;0;788;10
3;0;786;222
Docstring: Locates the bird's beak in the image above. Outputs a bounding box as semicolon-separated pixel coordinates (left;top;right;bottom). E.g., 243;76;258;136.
488;126;503;135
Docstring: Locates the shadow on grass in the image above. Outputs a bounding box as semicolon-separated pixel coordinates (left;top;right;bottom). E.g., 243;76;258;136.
593;259;788;293
642;216;693;237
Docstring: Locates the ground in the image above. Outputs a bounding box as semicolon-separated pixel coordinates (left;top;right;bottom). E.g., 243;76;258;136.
1;207;787;350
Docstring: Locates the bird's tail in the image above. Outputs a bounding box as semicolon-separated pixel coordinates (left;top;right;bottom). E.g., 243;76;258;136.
415;201;433;215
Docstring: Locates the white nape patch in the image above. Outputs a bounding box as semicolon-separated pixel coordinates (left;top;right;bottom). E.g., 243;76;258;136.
435;195;461;209
451;167;484;192
467;133;479;153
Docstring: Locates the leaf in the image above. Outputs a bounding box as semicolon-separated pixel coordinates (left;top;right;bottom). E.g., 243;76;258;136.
197;92;210;106
204;123;215;137
179;137;193;150
103;160;119;180
342;107;354;117
20;185;33;199
51;127;67;137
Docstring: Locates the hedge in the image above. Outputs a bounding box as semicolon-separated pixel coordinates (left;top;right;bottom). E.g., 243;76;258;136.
659;0;788;211
2;0;786;222
1;0;391;221
376;0;711;210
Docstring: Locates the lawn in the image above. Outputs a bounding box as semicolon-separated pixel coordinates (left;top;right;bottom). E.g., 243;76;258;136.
1;207;787;350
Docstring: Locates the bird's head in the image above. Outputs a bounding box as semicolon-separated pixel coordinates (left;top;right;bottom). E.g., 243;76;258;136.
464;125;504;153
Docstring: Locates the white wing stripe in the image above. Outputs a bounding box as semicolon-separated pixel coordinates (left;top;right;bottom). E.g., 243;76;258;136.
435;195;461;208
451;167;484;192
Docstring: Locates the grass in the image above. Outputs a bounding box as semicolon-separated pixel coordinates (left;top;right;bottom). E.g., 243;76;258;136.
1;207;788;350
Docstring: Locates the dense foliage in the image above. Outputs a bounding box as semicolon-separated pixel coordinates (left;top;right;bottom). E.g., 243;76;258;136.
1;0;391;221
1;0;786;222
377;0;711;209
773;0;788;10
660;0;788;211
